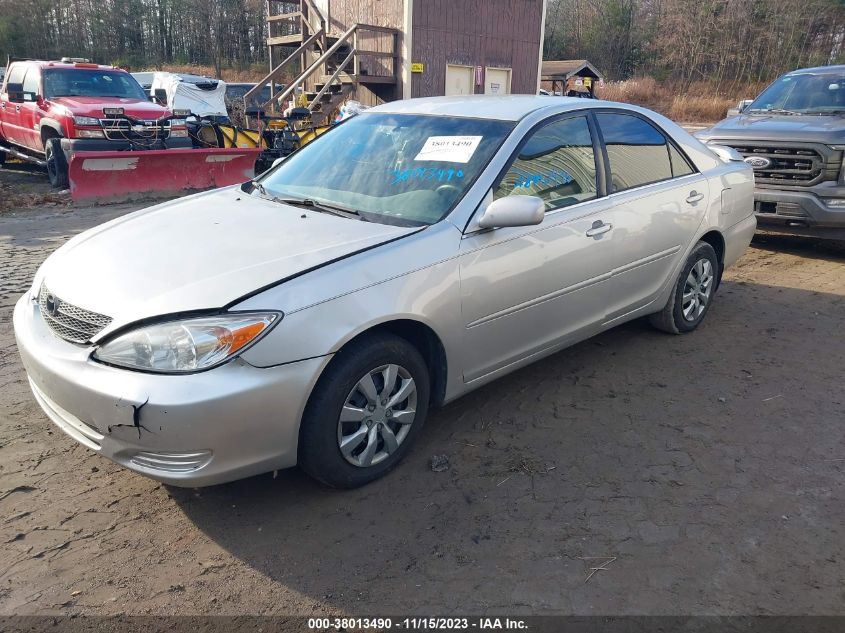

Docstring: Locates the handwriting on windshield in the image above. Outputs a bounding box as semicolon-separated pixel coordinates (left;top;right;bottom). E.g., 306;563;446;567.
390;167;465;185
513;170;573;189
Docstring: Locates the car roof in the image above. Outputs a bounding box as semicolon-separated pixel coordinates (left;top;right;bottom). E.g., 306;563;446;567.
369;95;604;121
17;60;121;71
787;65;845;76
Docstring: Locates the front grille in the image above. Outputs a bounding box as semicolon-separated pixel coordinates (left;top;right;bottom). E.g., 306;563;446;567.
38;283;112;344
100;118;171;141
725;143;839;186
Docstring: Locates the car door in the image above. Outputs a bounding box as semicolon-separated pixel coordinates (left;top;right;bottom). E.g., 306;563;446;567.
592;111;710;321
0;63;27;146
458;113;615;383
19;66;43;151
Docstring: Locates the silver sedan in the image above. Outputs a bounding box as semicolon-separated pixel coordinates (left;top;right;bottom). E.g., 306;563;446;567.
14;96;756;488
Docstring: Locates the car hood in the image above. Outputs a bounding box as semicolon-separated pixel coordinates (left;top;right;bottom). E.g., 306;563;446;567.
48;96;169;119
698;113;845;144
38;187;419;333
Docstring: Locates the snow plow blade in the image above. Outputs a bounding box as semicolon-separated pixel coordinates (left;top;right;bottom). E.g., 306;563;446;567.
68;148;262;202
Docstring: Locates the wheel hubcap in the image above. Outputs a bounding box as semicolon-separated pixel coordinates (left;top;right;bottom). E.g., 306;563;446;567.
337;364;417;467
682;258;714;322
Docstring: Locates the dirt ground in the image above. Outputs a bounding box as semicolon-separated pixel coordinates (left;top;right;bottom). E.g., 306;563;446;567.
1;166;844;617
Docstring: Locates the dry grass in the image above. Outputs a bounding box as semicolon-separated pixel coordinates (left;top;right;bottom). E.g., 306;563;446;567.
597;77;768;124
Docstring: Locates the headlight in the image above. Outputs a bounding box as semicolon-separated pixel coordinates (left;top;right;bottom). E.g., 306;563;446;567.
73;115;101;126
92;312;280;374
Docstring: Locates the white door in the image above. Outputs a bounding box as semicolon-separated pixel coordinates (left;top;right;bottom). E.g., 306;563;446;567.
445;65;474;96
484;67;511;95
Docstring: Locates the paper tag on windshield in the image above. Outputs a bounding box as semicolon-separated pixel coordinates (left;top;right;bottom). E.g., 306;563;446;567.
414;136;482;163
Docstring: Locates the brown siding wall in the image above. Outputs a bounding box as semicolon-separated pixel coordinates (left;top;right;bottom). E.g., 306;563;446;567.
327;0;404;31
411;0;543;97
327;0;405;105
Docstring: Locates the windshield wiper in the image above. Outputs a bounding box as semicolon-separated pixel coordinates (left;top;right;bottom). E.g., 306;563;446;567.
274;197;361;219
749;108;801;115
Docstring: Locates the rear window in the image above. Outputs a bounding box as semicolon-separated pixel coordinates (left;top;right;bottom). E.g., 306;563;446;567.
43;69;147;100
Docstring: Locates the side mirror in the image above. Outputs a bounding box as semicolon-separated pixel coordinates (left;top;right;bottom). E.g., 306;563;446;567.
477;195;545;229
727;99;753;117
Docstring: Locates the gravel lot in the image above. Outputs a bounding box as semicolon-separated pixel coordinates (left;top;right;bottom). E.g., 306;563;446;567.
1;175;843;616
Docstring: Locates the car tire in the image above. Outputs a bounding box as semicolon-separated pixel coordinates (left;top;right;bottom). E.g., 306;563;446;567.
298;332;431;488
45;137;69;189
650;241;719;334
0;146;6;167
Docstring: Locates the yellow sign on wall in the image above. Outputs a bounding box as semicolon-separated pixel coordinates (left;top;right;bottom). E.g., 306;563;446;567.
411;62;424;73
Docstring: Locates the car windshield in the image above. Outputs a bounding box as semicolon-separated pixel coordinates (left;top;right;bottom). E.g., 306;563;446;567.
43;69;148;100
749;72;845;114
258;112;514;226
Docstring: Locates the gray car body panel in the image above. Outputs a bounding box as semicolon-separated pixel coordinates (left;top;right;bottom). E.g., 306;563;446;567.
15;96;756;486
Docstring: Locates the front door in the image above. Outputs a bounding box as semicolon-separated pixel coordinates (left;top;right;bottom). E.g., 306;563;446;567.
484;67;511;95
459;114;614;383
445;65;474;96
19;67;43;151
0;63;27;146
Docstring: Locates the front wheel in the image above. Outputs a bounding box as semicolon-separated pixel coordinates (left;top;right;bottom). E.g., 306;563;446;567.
298;333;430;488
650;241;719;334
45;137;69;189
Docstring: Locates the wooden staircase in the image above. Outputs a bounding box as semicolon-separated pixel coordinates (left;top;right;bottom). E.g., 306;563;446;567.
244;0;399;125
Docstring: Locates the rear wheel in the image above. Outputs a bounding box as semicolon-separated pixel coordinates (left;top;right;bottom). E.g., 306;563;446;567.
298;333;430;488
44;137;69;189
650;241;719;334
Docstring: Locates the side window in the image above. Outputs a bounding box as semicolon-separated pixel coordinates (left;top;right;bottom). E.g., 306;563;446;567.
596;112;676;192
495;115;598;211
5;64;26;90
22;69;40;96
669;143;694;177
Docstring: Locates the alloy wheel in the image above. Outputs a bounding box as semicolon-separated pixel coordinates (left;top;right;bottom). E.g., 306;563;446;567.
337;364;418;467
682;258;714;322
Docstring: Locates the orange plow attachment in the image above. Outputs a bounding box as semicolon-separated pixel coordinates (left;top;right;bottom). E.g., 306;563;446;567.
68;148;262;202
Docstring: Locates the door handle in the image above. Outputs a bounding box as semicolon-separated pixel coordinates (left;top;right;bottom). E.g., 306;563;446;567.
686;191;705;204
586;221;613;237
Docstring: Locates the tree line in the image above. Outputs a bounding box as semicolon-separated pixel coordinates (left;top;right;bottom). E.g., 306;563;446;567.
0;0;272;74
544;0;845;89
2;0;845;86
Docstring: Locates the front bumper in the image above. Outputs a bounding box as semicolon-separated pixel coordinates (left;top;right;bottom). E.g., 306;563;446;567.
60;136;193;156
13;292;329;487
753;184;845;233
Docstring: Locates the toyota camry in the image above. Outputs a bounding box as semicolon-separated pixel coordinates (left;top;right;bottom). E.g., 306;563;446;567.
14;96;756;488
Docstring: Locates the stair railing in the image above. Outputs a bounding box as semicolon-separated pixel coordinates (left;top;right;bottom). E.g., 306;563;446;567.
262;22;358;111
243;27;325;108
308;48;356;114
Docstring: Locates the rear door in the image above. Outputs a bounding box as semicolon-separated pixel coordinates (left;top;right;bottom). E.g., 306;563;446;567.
592;110;709;321
0;63;27;146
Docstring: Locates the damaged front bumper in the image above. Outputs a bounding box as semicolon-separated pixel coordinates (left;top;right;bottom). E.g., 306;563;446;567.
13;292;329;487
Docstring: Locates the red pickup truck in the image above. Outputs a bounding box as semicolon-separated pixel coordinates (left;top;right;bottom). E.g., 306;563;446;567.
0;58;191;187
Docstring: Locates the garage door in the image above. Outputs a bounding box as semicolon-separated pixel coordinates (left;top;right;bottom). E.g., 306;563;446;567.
485;67;512;95
445;65;474;96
